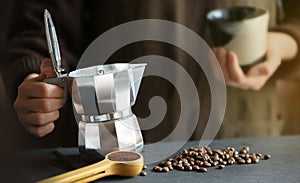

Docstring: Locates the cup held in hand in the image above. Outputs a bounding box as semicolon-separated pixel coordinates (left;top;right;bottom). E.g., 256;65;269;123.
207;6;269;67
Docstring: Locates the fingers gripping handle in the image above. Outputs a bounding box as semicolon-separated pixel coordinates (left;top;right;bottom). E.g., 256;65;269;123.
44;76;73;103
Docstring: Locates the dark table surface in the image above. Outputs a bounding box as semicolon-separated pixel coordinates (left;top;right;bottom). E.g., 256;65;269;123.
7;135;300;183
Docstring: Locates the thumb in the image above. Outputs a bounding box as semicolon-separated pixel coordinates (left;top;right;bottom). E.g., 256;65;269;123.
39;58;56;79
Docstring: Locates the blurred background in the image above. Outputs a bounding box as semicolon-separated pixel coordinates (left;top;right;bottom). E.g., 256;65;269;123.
0;0;300;150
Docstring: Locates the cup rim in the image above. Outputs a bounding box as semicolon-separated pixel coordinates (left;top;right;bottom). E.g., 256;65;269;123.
207;6;268;23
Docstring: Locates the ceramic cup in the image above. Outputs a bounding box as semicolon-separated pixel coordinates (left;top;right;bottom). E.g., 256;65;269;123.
207;6;269;67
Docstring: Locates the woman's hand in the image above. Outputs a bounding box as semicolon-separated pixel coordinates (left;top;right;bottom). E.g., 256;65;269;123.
14;59;64;137
213;32;297;90
212;47;281;90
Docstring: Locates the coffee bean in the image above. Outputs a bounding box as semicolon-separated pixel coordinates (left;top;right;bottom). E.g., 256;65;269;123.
153;166;162;172
203;154;210;161
190;147;197;151
162;167;169;172
212;155;219;161
198;167;207;172
203;161;211;167
227;159;234;165
167;158;173;162
227;157;235;165
195;160;203;166
207;149;213;155
188;151;195;156
221;161;227;165
245;158;252;164
218;165;225;169
226;150;234;157
234;151;239;156
177;165;185;171
252;157;259;163
182;149;188;155
175;164;181;168
159;162;165;166
256;153;262;158
229;157;235;162
264;154;271;160
176;155;183;160
214;149;224;157
238;159;246;164
195;155;202;160
183;162;190;167
240;149;247;154
224;154;230;160
188;157;195;162
140;171;147;176
212;161;219;166
192;165;200;170
218;159;223;165
239;154;249;159
243;146;250;153
235;157;242;161
165;161;172;166
249;153;256;157
205;146;212;152
185;166;193;171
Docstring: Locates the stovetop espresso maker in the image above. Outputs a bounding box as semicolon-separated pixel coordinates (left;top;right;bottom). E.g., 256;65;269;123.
44;9;146;154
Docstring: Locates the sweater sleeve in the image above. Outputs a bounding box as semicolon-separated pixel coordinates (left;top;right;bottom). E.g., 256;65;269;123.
2;0;83;103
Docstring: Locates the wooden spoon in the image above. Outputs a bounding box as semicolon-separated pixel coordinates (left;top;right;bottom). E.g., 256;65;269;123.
38;151;143;183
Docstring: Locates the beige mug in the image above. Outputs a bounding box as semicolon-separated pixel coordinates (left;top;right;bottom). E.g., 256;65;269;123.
207;6;269;68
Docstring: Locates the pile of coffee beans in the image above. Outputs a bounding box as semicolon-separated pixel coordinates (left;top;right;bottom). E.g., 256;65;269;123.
152;146;271;173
